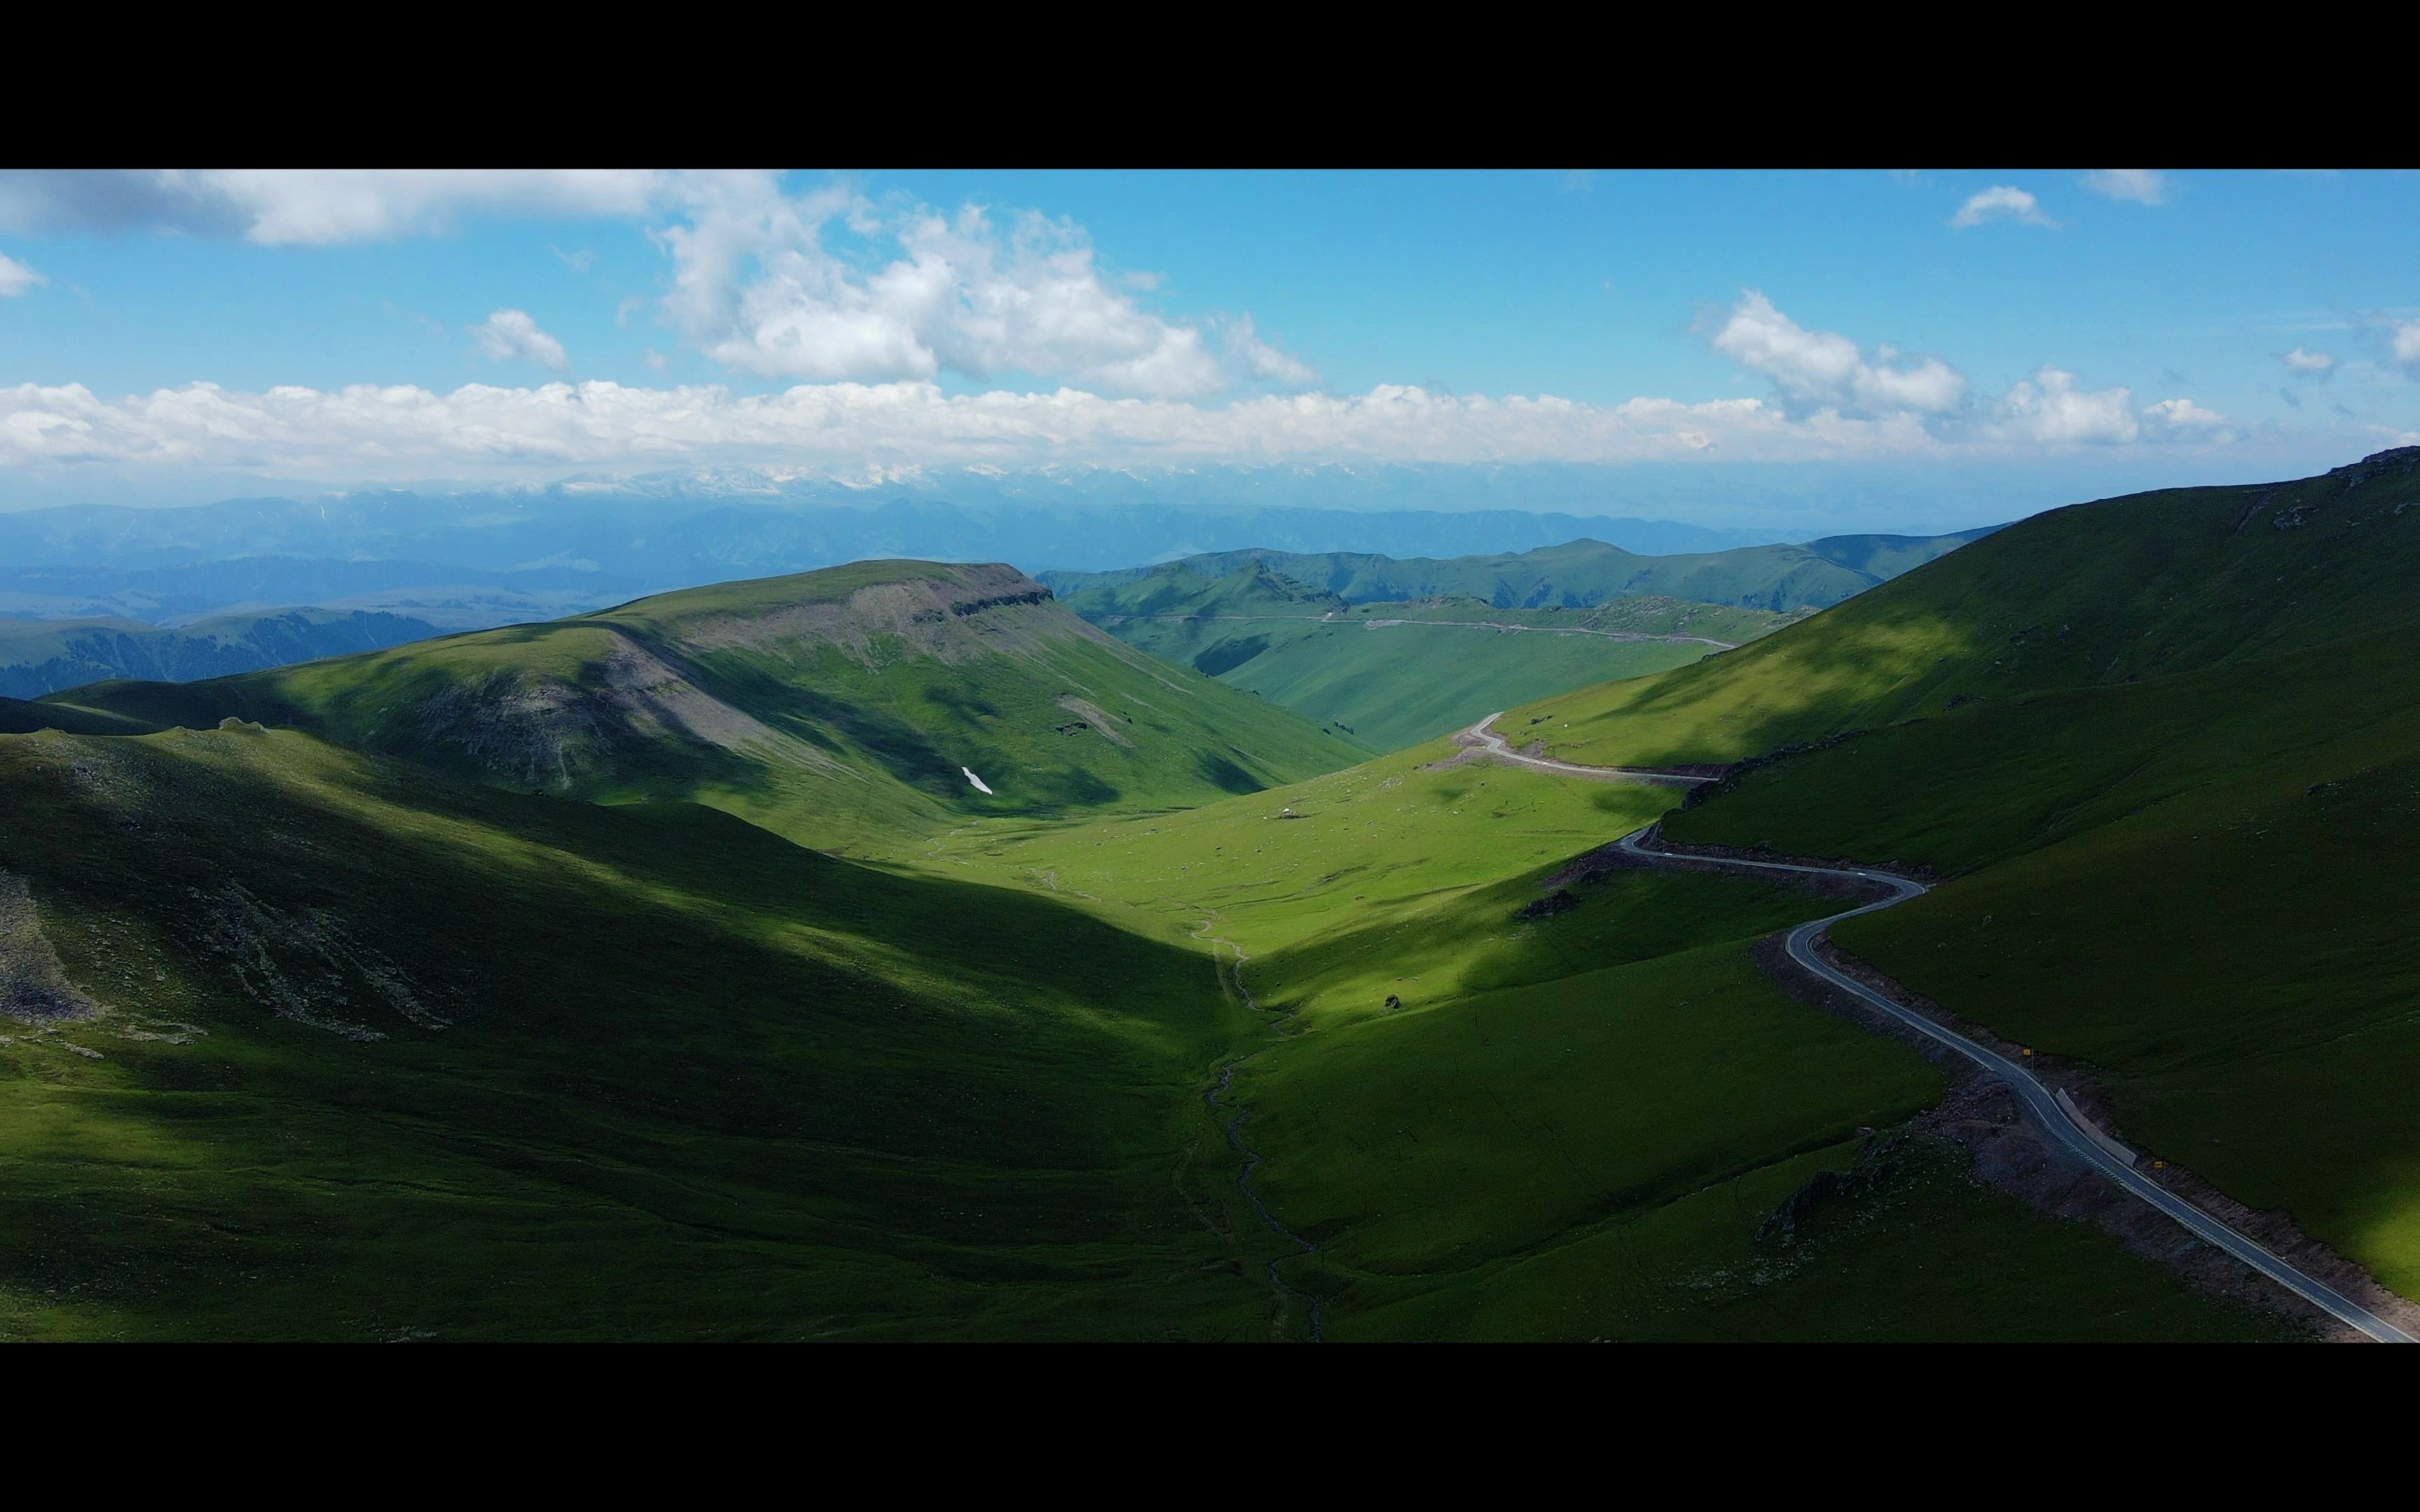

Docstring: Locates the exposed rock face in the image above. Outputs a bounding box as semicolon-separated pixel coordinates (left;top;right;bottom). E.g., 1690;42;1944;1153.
416;667;620;791
1756;1130;1910;1243
667;565;1082;668
1053;694;1135;748
2232;447;2420;533
2330;445;2420;486
415;634;847;792
200;878;452;1041
0;869;101;1023
1517;889;1580;920
392;566;1096;795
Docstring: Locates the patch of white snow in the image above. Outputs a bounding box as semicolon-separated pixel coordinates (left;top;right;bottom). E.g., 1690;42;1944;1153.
963;767;994;795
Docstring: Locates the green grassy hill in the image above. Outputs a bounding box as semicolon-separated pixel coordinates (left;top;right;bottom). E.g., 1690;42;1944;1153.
38;561;1366;852
1053;561;1797;751
0;608;446;699
0;721;1298;1339
1509;449;2420;769
1040;526;1993;617
1520;447;2420;1303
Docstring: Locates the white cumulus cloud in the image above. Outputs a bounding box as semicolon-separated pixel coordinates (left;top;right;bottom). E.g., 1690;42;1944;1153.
2393;319;2420;370
1951;186;2059;230
2282;346;2337;374
0;251;41;297
1709;291;1966;416
2081;169;2169;205
656;176;1292;400
1996;367;2136;444
2146;397;2227;428
471;310;569;371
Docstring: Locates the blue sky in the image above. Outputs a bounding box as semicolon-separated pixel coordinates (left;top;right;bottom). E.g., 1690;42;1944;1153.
1;169;2414;526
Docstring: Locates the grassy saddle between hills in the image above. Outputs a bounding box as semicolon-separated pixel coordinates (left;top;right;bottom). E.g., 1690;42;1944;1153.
1057;561;1795;752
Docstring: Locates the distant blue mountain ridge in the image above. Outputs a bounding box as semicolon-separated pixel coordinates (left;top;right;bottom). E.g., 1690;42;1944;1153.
0;473;2010;698
0;489;1772;576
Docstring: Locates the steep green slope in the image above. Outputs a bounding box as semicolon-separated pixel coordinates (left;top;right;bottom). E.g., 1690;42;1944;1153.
929;741;2283;1340
1513;449;2420;769
1564;449;2420;1301
1662;626;2420;1295
1041;526;1992;616
40;561;1365;851
0;722;1287;1340
1055;562;1792;750
0;608;445;699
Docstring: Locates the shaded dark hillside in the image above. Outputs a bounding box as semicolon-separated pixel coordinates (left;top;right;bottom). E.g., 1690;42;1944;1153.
0;722;1275;1338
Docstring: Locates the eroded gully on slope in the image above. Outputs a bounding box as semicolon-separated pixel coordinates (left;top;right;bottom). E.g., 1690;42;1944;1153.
1192;918;1325;1343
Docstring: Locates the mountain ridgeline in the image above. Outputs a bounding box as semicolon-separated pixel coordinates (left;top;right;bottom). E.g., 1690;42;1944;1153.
0;556;638;633
0;608;446;700
1515;448;2420;769
0;483;1779;585
1038;527;1998;617
0;501;1993;708
1034;527;1990;752
40;561;1365;850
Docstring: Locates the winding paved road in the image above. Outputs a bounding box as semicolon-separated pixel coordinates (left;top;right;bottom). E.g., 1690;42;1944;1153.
1462;712;1713;787
1107;613;1737;649
1465;714;2416;1344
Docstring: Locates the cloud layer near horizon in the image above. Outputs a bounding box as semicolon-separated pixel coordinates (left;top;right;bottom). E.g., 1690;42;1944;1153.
0;174;2328;487
0;366;2254;482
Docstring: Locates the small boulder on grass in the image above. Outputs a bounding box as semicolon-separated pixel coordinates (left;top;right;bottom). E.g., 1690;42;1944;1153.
1517;889;1580;920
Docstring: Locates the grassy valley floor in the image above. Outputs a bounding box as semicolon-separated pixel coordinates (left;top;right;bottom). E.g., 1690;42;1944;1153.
926;740;2293;1340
